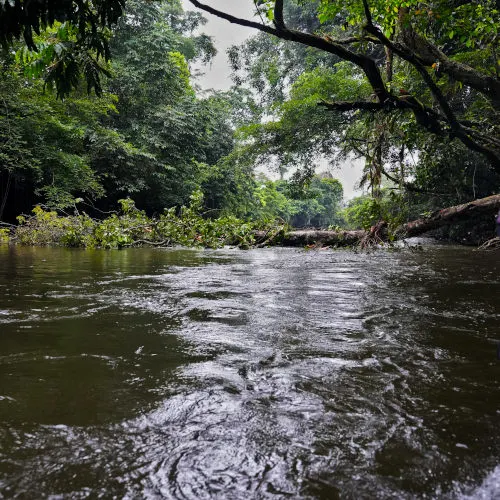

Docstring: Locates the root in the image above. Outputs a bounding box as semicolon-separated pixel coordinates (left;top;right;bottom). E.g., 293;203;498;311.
477;236;500;251
359;221;388;250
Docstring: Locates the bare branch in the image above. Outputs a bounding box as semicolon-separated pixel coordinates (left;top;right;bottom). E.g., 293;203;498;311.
274;0;285;30
361;0;373;25
252;0;267;25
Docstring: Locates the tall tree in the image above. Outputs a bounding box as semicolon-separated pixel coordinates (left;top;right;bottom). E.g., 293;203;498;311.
101;0;235;211
187;0;500;170
0;0;246;219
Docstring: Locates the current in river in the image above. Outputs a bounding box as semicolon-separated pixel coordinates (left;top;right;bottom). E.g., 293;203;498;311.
0;245;499;499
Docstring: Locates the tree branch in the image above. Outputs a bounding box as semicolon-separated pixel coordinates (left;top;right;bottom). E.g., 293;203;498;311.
362;1;455;122
188;0;500;168
319;100;386;112
319;99;444;135
187;0;391;103
324;35;380;45
399;27;500;103
381;168;446;195
274;0;285;30
362;0;373;25
361;0;500;168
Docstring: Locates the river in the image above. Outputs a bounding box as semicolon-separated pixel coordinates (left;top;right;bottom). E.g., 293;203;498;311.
0;245;499;499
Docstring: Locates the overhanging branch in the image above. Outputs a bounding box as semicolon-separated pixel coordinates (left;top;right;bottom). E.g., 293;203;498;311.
319;98;444;135
188;0;500;168
187;0;391;103
399;22;500;103
274;0;285;29
361;0;500;168
325;35;380;45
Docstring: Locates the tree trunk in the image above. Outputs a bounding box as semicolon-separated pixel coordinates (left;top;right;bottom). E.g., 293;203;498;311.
398;194;500;238
280;229;366;247
273;194;500;247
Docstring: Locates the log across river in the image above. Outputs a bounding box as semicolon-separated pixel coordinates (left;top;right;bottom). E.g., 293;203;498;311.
269;193;500;247
0;245;499;498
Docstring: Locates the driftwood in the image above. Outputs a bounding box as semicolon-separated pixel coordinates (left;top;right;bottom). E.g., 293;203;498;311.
269;194;500;247
477;237;500;251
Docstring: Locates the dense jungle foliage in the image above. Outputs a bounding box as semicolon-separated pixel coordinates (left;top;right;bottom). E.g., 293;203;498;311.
224;0;500;213
0;0;499;246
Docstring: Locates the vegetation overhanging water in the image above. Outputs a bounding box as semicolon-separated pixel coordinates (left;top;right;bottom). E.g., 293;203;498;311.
1;0;500;497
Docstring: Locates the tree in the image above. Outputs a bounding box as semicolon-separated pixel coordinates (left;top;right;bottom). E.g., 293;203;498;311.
0;0;124;95
0;0;249;220
100;0;237;212
0;54;117;218
187;0;499;170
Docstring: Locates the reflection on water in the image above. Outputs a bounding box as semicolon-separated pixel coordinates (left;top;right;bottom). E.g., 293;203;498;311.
0;245;499;498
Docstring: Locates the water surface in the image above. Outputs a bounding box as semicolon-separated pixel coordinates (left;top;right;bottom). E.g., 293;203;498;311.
0;245;499;498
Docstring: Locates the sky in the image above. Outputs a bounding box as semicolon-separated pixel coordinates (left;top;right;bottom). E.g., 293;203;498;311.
181;0;363;200
182;1;255;90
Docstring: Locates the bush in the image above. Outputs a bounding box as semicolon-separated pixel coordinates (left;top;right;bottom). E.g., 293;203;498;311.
0;228;9;244
13;191;278;249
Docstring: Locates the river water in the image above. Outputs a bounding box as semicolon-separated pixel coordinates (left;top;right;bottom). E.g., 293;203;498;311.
0;245;499;499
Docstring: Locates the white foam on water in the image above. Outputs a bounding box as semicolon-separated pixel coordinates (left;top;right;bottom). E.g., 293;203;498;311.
458;465;500;500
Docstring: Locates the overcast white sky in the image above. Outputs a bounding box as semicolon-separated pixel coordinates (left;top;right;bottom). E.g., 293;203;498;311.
182;0;363;199
182;1;255;90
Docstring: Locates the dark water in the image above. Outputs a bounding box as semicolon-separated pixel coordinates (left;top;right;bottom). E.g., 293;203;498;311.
0;245;499;499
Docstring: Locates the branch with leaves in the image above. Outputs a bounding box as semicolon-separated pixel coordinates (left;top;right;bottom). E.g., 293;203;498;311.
360;0;499;167
187;0;500;168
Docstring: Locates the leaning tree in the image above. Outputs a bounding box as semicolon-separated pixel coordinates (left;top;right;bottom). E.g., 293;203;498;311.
186;0;499;171
2;0;497;165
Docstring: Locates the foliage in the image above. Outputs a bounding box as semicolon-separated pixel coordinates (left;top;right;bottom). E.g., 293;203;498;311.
98;0;237;212
343;190;409;231
0;63;117;218
0;0;248;223
237;61;372;177
0;228;9;243
200;151;261;218
15;22;113;97
3;0;499;245
1;0;123;96
195;0;500;203
13;192;277;249
250;175;344;227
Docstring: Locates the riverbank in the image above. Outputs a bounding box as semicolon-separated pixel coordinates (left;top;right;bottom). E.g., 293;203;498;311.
2;193;500;250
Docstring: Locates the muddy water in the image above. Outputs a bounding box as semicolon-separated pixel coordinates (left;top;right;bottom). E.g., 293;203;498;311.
0;245;499;499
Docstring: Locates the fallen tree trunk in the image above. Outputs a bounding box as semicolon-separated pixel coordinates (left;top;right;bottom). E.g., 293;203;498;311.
253;229;366;247
271;194;500;247
280;229;366;247
397;194;500;238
